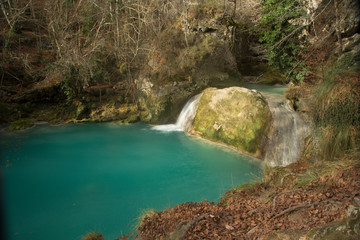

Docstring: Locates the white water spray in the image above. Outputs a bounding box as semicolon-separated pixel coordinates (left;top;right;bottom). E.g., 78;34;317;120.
152;94;202;132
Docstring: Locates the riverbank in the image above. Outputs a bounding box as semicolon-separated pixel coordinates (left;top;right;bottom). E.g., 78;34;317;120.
1;100;141;131
134;153;360;239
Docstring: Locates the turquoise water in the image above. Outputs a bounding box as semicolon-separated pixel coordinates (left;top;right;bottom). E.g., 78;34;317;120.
244;83;287;95
0;123;262;240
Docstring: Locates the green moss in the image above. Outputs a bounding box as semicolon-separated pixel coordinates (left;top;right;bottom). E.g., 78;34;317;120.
8;119;35;131
262;165;291;186
292;171;318;189
179;35;222;71
190;0;223;19
30;103;77;123
234;181;262;191
193;88;271;157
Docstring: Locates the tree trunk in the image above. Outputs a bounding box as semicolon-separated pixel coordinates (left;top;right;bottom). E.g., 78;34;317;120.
334;0;343;55
184;1;189;47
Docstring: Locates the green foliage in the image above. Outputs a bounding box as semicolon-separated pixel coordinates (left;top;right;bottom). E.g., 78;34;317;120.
81;5;97;35
234;181;262;191
82;17;95;35
295;63;310;82
262;165;291;186
292;170;318;189
8;119;35;131
259;0;307;81
179;35;221;71
60;64;79;102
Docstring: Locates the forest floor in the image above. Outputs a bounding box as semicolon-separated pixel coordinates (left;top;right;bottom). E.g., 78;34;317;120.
133;155;360;240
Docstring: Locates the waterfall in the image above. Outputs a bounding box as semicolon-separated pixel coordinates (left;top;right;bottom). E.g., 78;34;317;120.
152;94;202;132
263;93;309;166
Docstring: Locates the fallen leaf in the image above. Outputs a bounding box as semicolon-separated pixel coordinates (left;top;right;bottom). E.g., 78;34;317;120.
225;224;234;230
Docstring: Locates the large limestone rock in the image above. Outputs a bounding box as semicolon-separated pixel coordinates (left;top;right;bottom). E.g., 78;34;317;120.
191;87;271;157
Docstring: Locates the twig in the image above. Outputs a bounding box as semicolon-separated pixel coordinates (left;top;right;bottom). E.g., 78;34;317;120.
246;226;258;236
270;203;314;220
272;196;277;211
169;213;211;240
280;173;304;185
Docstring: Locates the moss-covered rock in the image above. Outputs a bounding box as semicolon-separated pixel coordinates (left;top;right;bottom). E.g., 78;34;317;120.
137;77;202;124
192;87;271;157
74;101;90;120
8;119;35;131
89;102;140;123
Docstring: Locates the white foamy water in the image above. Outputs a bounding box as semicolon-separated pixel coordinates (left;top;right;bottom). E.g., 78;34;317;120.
152;94;202;132
262;93;309;166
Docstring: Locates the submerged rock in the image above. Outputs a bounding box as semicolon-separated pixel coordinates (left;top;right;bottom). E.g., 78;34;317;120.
191;87;271;157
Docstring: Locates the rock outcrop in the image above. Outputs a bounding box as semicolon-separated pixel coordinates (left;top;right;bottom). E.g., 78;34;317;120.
310;0;360;60
191;87;271;157
136;3;243;124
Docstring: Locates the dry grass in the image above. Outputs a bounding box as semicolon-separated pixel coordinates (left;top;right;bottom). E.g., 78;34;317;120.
81;232;105;240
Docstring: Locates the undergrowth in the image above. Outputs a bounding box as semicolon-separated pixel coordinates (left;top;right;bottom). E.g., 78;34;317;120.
135;208;157;230
81;232;105;240
311;54;360;161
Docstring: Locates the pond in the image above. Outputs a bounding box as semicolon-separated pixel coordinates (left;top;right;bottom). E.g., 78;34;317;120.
0;123;262;240
243;83;288;95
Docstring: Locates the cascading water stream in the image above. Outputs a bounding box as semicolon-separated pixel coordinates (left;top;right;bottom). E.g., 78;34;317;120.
153;84;309;166
262;93;309;166
152;94;202;132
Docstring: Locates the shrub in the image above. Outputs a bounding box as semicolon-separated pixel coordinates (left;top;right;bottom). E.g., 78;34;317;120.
178;35;222;71
136;208;157;230
259;0;307;82
311;56;360;160
8;119;35;131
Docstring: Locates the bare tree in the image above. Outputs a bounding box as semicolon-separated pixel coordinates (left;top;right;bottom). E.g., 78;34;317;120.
183;0;190;47
1;0;33;51
334;0;343;55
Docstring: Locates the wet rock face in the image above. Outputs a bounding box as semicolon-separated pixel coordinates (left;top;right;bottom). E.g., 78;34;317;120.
136;77;202;124
191;87;271;157
136;35;242;123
